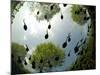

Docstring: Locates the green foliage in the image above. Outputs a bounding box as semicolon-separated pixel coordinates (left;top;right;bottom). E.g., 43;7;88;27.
29;2;60;21
70;37;95;70
11;1;24;23
11;42;26;60
84;6;96;25
70;6;96;70
11;42;30;74
11;1;20;13
69;6;96;70
11;59;30;74
71;5;87;25
11;1;24;13
70;28;95;70
30;42;65;71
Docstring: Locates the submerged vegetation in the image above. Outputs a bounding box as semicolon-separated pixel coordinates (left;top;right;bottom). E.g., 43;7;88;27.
11;1;24;23
70;6;96;70
71;5;89;25
29;2;60;21
11;1;96;73
11;43;30;74
70;36;95;70
30;42;65;72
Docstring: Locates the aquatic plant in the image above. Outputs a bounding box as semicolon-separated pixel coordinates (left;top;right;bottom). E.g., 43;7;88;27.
11;1;24;23
71;5;89;25
11;43;30;74
70;36;95;70
28;2;60;21
30;42;65;72
70;6;96;69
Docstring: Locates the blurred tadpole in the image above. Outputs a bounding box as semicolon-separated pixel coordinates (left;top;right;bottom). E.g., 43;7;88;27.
62;41;67;48
50;5;54;10
37;11;39;15
61;14;63;20
32;61;36;69
24;59;27;65
62;33;71;48
67;33;71;42
17;56;22;63
23;19;27;31
55;56;59;61
63;4;67;7
45;30;49;39
25;44;29;52
29;56;31;60
48;23;51;29
44;15;47;20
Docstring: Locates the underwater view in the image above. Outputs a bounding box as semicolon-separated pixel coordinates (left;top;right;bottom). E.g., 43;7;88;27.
11;1;96;74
